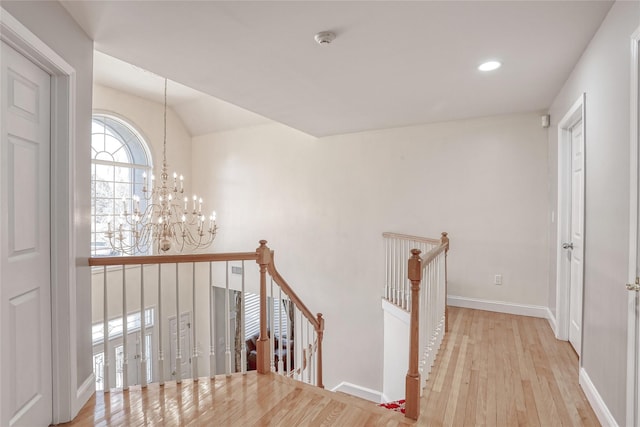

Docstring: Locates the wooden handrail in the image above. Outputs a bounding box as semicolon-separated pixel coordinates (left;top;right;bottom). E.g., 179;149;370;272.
267;251;321;331
382;231;441;245
88;252;259;266
416;233;449;270
263;245;324;388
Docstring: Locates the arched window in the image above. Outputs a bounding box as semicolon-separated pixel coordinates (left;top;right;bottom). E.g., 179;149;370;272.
91;114;152;256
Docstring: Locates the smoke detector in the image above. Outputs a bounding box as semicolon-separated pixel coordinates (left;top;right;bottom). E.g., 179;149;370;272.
314;31;336;45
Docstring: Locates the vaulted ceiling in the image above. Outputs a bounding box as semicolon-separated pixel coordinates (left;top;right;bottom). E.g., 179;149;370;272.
63;1;613;137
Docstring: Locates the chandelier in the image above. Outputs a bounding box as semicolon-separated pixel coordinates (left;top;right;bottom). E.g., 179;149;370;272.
106;78;217;254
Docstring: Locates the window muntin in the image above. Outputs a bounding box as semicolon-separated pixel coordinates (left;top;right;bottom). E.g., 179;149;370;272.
91;114;152;256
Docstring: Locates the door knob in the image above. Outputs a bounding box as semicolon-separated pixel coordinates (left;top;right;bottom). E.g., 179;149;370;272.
627;277;640;292
562;242;574;250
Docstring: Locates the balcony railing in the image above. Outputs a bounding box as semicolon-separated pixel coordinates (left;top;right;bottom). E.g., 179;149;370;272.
88;240;324;393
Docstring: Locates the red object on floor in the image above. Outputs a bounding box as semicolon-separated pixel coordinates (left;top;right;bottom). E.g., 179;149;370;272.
378;399;406;414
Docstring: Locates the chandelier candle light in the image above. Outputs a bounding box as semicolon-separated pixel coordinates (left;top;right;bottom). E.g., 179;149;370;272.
105;78;217;254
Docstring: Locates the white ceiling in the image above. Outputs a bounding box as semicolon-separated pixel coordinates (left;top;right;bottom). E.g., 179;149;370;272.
93;52;272;135
64;1;614;137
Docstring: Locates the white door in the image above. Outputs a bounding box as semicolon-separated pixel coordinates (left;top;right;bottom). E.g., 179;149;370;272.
568;119;585;356
114;332;141;388
627;26;640;427
169;313;191;380
0;42;52;426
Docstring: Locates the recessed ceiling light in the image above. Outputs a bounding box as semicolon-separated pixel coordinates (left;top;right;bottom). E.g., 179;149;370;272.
478;61;502;72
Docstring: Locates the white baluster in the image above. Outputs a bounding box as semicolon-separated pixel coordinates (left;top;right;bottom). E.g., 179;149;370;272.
385;237;390;301
175;263;182;384
270;278;275;372
122;266;128;390
311;329;316;386
191;262;198;382
241;261;247;375
103;266;110;393
158;264;164;386
405;241;410;310
394;239;400;305
277;288;284;374
225;261;231;376
286;299;291;375
307;321;311;384
140;265;147;388
391;239;395;305
209;262;216;378
298;310;304;382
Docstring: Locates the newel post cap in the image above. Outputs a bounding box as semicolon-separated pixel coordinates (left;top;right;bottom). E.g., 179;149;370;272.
408;249;422;282
256;239;271;265
441;232;449;251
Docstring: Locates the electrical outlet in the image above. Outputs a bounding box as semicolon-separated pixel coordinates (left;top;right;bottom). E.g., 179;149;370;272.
495;274;503;285
231;266;243;275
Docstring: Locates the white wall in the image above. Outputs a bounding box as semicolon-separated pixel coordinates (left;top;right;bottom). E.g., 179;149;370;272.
382;301;409;402
547;1;640;423
2;0;94;420
192;111;550;392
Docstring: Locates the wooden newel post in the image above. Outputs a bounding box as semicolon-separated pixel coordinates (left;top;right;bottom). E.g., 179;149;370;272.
405;248;423;420
316;313;324;389
256;240;272;374
441;232;449;332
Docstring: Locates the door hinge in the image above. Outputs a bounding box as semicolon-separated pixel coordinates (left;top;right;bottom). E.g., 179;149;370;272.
627;277;640;292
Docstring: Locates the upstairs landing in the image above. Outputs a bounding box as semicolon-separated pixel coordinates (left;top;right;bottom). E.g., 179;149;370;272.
59;372;411;427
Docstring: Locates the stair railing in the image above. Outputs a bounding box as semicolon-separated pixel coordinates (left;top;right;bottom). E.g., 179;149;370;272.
88;240;324;393
382;232;449;420
256;240;324;387
383;232;441;310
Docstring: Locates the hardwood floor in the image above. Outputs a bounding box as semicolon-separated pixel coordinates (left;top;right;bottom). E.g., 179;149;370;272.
59;372;410;427
59;307;600;426
422;307;600;426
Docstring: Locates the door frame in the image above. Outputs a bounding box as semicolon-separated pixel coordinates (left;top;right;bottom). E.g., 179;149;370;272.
0;9;85;424
627;25;640;427
555;93;586;357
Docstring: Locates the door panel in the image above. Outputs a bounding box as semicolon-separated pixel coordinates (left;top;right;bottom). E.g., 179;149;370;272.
1;41;52;426
568;119;584;356
169;313;191;380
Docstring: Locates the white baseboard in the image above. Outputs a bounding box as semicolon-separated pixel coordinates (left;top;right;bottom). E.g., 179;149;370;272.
546;307;558;336
447;295;548;319
330;382;386;404
73;373;95;417
579;368;618;427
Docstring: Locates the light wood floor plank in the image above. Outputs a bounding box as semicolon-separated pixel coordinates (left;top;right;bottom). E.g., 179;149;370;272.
59;307;599;427
423;307;599;427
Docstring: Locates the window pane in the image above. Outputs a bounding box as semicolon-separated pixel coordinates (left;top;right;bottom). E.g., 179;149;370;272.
115;345;125;389
95;198;115;217
93;324;104;344
104;135;128;162
94;151;114;162
114;182;131;200
93;353;104;391
95;164;115;182
145;334;153;383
